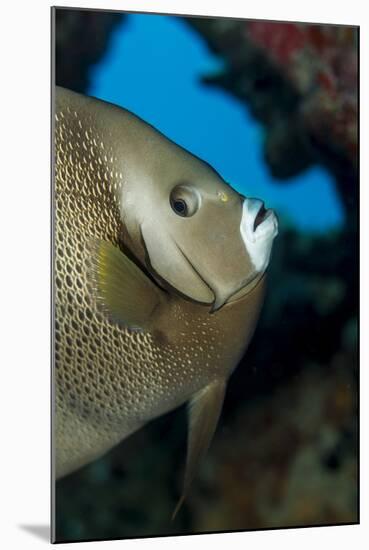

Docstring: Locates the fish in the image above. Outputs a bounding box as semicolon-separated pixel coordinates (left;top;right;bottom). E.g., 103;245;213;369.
53;86;278;513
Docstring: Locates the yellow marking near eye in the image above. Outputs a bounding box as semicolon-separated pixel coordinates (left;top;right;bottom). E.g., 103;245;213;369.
218;191;229;203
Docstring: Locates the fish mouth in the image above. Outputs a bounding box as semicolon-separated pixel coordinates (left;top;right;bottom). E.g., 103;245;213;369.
241;198;278;244
212;199;278;311
240;198;278;276
253;202;272;231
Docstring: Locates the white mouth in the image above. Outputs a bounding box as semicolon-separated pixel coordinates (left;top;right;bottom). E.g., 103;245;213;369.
240;198;278;273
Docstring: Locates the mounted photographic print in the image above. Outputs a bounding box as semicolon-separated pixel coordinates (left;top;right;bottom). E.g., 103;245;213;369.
51;6;359;543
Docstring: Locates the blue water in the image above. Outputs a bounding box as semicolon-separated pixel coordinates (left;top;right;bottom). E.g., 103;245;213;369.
89;13;344;233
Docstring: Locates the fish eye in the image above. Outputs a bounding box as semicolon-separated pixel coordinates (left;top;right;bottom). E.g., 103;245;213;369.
170;184;200;218
172;199;188;216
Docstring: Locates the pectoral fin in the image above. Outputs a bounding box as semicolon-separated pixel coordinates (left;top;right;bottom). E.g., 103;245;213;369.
88;238;164;330
172;380;226;519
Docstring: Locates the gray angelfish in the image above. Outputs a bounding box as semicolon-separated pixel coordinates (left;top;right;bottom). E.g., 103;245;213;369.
54;86;278;512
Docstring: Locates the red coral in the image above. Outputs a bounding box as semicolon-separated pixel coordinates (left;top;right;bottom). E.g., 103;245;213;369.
245;21;358;166
247;22;306;65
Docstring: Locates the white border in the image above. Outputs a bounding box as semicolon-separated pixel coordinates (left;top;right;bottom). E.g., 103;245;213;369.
1;1;366;548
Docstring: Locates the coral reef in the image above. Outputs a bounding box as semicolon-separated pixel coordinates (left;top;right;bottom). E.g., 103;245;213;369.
190;362;357;531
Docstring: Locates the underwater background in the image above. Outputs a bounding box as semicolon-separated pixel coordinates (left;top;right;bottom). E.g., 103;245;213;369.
54;8;358;542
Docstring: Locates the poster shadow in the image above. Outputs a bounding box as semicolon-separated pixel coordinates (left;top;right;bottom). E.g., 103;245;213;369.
18;524;50;543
